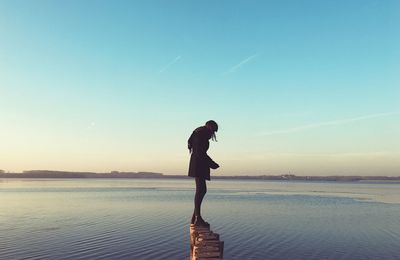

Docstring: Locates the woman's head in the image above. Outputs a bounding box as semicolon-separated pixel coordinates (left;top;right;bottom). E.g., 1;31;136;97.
205;120;218;141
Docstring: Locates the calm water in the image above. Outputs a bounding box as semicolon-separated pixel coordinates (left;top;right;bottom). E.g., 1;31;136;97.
1;178;400;260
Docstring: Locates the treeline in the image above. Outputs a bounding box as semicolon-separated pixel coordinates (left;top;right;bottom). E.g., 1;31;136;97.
1;170;399;181
0;170;163;178
212;174;400;181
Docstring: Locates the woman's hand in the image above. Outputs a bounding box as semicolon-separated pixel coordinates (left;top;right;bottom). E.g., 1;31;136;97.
210;162;219;169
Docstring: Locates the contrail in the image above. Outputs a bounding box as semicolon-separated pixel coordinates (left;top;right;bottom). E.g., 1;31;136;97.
225;53;258;74
159;55;181;73
260;112;400;136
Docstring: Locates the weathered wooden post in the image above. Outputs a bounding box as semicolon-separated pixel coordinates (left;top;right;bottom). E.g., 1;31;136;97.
190;224;224;260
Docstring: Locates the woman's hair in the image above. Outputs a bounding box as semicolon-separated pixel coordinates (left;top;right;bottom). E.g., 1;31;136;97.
206;120;218;141
211;132;217;142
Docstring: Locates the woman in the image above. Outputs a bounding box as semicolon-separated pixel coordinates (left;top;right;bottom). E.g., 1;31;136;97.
188;120;219;227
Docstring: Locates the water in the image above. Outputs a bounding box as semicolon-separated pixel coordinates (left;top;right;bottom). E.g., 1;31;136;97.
1;178;400;260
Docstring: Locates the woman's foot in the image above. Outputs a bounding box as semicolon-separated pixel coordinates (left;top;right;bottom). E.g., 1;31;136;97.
193;216;210;227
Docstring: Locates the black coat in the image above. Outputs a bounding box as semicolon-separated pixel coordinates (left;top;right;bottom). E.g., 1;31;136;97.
187;126;219;180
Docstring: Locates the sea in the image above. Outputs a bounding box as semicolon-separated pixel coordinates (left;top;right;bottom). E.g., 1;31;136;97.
1;178;399;260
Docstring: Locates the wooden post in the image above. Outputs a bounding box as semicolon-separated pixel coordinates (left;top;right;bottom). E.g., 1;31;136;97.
190;224;224;260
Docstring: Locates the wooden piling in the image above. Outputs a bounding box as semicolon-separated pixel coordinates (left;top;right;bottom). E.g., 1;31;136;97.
190;224;224;260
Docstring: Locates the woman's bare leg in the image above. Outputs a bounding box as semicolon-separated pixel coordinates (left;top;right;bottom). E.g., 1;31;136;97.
192;177;207;223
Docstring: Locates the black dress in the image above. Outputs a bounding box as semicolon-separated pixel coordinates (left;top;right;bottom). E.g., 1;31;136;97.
187;126;219;180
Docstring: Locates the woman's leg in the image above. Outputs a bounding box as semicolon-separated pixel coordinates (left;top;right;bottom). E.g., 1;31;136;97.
193;177;207;222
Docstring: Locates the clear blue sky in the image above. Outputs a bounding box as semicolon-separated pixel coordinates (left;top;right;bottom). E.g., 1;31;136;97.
1;0;399;175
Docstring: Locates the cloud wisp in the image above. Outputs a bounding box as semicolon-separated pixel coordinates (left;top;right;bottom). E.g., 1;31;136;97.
260;112;400;136
224;53;258;74
159;55;181;73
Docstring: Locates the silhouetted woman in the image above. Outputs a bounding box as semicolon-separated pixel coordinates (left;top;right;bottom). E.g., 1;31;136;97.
188;120;219;227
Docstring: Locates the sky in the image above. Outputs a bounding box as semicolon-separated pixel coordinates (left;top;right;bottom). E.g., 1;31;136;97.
1;0;399;176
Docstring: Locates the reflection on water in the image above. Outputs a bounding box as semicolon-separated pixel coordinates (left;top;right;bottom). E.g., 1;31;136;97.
1;178;400;259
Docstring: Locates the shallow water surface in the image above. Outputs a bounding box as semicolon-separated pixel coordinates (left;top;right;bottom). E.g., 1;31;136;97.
1;178;400;259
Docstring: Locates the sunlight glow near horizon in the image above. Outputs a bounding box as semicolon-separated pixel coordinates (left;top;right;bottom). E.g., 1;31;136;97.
1;1;399;175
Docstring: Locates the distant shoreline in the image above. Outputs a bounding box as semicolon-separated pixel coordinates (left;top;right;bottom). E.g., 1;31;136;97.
0;170;399;182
